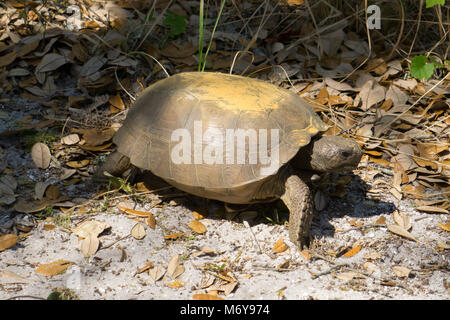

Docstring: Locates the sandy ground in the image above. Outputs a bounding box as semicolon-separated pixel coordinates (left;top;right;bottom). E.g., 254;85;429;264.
0;103;448;300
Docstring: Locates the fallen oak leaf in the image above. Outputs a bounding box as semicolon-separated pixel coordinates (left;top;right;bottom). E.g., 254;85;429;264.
119;206;153;217
393;211;412;231
387;224;418;242
130;223;146;240
0;234;18;251
416;206;449;214
438;222;450;232
35;260;74;277
146;214;156;229
164;232;184;240
149;265;165;281
31;142;51;169
135;261;153;275
193;293;224;300
72;220;110;238
79;142;113;152
272;238;288;253
66;159;90;168
343;245;362;258
81;233;99;258
167;280;184;288
167;255;184;279
60;134;80;145
189;220;207;234
392;266;411;278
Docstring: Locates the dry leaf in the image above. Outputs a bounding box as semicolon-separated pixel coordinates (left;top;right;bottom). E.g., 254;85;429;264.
387;224;418;242
130;223;146;240
359;80;385;110
164;232;184;240
286;0;305;5
192;246;216;257
72;220;110;238
390;188;403;201
35;53;68;73
272;238;288;253
336;271;357;281
348;219;363;227
83;128;115;146
45;185;60;200
192;208;209;220
375;217;386;226
119;206;153;217
416;206;449;214
0;234;18;251
364;251;381;260
167;255;181;278
363;262;378;274
146;214;156;229
79;142;113;152
438;222;450;232
437;240;450;250
34;182;50;200
223;281;237;296
0;51;17;67
81;233;99;257
0;270;27;281
392;266;411;278
59;168;76;180
13;198;53;214
386;85;408;107
109;94;125;113
66;159;90;168
167;280;184;288
193;293;224;300
189;220;207;234
393;211;412;231
135;261;153;274
31;142;51;169
300;250;311;260
343;245;362;258
35;260;74;277
171;265;185;279
149;265;165;281
43;224;56;231
61;134;80;145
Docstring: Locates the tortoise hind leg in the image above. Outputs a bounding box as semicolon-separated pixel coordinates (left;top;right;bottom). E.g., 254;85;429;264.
95;151;131;179
280;171;314;249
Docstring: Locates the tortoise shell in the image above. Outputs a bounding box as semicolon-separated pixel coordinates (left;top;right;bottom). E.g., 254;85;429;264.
113;72;328;203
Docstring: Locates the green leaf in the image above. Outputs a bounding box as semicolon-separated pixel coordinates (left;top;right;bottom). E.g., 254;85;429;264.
410;55;435;80
426;0;444;8
163;11;187;38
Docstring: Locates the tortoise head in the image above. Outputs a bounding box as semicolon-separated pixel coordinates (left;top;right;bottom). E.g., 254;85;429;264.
295;135;362;173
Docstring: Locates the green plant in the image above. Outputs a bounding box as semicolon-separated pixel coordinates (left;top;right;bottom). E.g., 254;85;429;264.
198;0;227;71
410;55;446;80
47;288;79;300
22;130;58;151
410;1;448;80
163;11;187;38
426;0;444;8
36;206;54;219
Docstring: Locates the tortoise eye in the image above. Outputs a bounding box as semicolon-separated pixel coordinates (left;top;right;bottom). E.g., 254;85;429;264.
340;150;351;159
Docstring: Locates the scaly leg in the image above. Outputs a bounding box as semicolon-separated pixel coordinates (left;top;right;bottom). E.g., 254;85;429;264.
280;171;314;249
95;151;131;179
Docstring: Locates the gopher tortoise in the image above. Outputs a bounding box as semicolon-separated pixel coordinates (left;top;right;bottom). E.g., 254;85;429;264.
102;72;362;248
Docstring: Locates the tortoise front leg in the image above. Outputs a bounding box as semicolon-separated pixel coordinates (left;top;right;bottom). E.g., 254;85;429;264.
280;172;314;249
95;151;131;179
